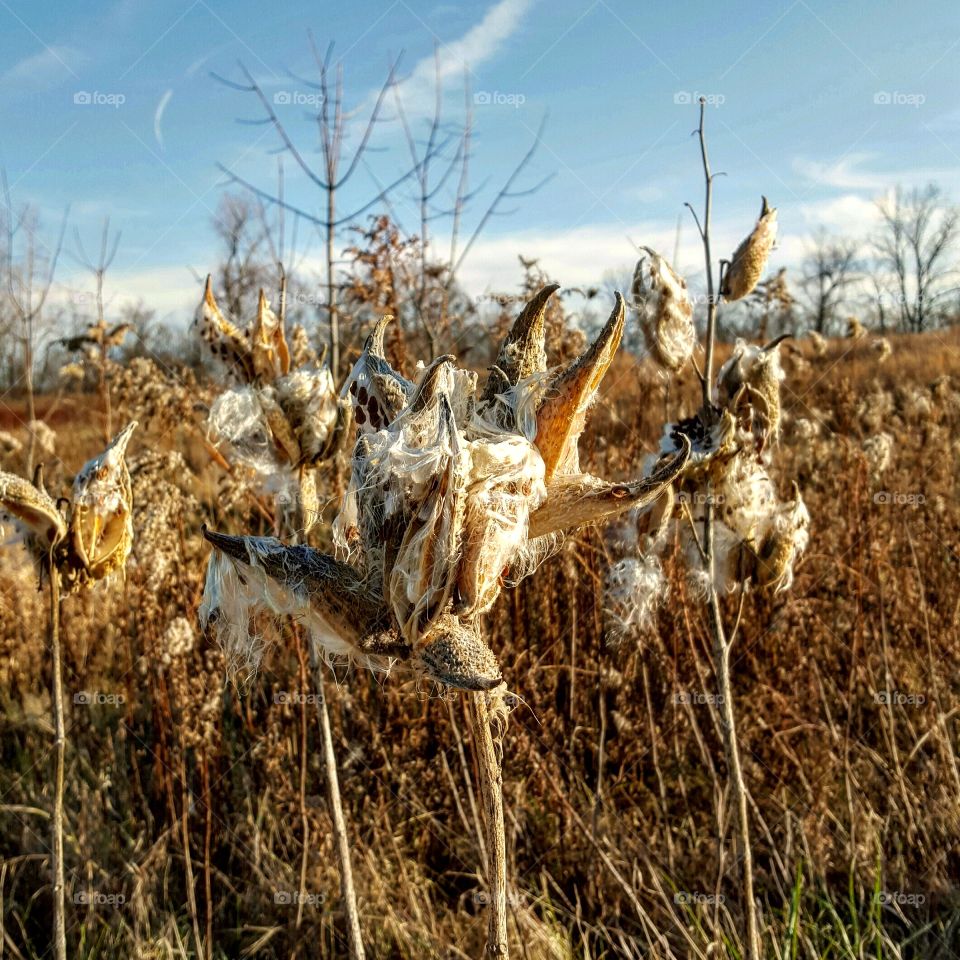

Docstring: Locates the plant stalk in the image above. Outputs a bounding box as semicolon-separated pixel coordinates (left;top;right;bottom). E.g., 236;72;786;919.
468;688;509;958
694;96;761;960
310;657;365;960
48;562;66;960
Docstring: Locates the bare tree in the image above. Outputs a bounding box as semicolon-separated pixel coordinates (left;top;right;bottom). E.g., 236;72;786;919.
209;193;272;322
874;184;960;332
71;219;124;440
215;43;427;379
1;173;68;473
799;231;859;335
216;41;550;379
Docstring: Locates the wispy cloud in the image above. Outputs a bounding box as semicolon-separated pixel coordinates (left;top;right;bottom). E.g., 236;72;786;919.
395;0;536;115
794;152;960;196
792;153;887;191
2;45;85;88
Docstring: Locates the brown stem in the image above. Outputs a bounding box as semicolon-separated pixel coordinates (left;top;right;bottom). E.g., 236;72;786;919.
48;564;66;960
309;656;365;960
468;688;509;958
693;97;760;960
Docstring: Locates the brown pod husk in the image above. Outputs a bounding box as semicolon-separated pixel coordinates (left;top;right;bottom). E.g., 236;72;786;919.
721;197;778;301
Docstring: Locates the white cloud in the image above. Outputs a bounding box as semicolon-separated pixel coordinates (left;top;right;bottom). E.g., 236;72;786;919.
795;194;883;235
794;152;960;197
792;153;887;191
394;0;535;116
53;266;201;321
2;46;84;88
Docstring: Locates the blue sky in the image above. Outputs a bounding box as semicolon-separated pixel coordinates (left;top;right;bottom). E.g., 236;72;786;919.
1;0;958;323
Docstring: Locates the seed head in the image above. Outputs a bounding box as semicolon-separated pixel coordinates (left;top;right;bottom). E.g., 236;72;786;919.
721;197;778;302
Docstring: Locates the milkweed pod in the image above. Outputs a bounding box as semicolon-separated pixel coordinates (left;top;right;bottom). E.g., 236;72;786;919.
0;471;66;558
753;486;809;592
721;197;778;302
194;276;255;382
634;248;695;372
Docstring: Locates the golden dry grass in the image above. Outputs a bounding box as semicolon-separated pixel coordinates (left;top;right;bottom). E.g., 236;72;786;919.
1;325;959;958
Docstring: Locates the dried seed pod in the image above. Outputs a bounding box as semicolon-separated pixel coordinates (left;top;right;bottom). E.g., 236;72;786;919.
871;337;892;363
721;197;778;302
846;316;866;339
0;471;66;558
62;421;138;591
250;289;291;381
194;276;255;382
633;248;695;372
716;336;787;452
807;331;827;357
257;387;301;466
288;324;318;369
752;487;809;592
341;315;414;433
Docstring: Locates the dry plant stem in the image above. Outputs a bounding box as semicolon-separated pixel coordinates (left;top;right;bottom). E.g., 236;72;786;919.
180;756;204;958
693;98;760;960
309;656;365;960
47;564;66;960
468;690;509;958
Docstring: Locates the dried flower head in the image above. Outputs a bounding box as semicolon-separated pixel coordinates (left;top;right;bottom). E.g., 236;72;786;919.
721;197;778;301
0;422;138;592
751;486;809;592
846;316;866;339
203;288;690;690
872;337;892;363
632;248;696;372
808;330;827;356
61;421;139;591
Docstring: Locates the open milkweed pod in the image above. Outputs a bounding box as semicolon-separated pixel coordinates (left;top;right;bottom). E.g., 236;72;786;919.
846;316;866;340
251;289;291;381
0;471;66;561
62;421;138;591
534;293;625;481
200;527;405;683
752;485;809;592
477;283;560;433
274;367;343;464
257;386;301;466
341;315;414;433
721;197;778;302
716;336;788;452
194;276;255;382
634;248;696;372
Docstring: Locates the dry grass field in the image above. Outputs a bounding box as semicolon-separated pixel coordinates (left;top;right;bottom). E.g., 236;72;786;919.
1;317;958;959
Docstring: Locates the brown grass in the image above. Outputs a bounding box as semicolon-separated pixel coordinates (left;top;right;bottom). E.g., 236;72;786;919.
1;325;959;958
